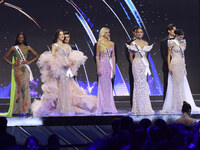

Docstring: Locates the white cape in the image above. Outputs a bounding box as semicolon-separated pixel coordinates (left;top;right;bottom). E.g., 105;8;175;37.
162;74;200;114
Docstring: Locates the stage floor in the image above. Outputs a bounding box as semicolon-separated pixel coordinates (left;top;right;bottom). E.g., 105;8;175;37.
5;112;200;149
1;95;200;126
1;95;200;113
4;100;200;149
6;113;200;127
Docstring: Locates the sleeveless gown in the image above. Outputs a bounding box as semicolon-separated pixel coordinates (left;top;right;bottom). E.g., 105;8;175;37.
13;48;31;114
96;46;117;113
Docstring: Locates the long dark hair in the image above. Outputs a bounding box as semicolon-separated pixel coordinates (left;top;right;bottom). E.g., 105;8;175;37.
15;32;28;46
53;29;64;43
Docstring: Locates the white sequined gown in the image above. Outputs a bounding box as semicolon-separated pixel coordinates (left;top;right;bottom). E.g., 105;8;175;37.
131;44;154;114
162;39;200;113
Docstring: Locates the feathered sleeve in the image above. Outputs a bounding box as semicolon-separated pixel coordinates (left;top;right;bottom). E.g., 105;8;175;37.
143;44;153;52
37;51;67;81
68;51;87;76
126;43;138;52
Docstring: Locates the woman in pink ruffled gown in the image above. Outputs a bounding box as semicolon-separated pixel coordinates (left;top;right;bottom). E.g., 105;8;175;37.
95;27;117;113
32;29;97;116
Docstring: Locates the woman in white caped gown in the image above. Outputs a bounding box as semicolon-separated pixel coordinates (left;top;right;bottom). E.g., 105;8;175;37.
161;29;200;114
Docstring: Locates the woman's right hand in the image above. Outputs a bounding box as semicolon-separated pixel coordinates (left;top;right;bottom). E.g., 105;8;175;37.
97;70;102;77
12;63;17;66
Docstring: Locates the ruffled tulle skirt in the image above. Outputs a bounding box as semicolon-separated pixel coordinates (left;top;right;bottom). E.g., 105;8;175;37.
32;50;97;117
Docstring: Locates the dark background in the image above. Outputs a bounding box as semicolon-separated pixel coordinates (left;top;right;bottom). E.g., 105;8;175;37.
0;0;199;97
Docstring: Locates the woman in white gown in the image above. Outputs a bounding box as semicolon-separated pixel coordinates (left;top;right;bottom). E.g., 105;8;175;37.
32;29;97;116
161;29;200;113
126;28;154;114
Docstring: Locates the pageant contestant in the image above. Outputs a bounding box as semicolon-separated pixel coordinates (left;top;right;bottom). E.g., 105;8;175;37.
160;24;176;100
126;27;154;114
32;29;96;116
2;32;39;115
126;25;139;107
95;27;117;113
161;29;200;113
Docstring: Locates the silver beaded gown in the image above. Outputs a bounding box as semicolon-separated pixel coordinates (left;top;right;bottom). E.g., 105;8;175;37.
130;43;154;114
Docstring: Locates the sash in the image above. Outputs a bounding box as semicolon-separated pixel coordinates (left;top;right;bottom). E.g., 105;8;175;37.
14;45;33;81
106;48;114;79
173;39;185;60
54;44;73;77
128;42;151;76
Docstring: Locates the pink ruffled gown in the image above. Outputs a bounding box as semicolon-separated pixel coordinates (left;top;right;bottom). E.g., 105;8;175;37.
32;44;97;116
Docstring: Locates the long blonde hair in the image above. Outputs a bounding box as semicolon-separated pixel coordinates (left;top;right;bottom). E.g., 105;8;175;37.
98;27;110;53
98;27;110;42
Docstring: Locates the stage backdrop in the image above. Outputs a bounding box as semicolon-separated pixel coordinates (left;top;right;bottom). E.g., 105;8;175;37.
0;0;199;98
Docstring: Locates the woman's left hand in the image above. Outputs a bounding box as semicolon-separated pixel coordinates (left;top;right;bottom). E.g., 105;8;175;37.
66;61;73;68
22;60;30;65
